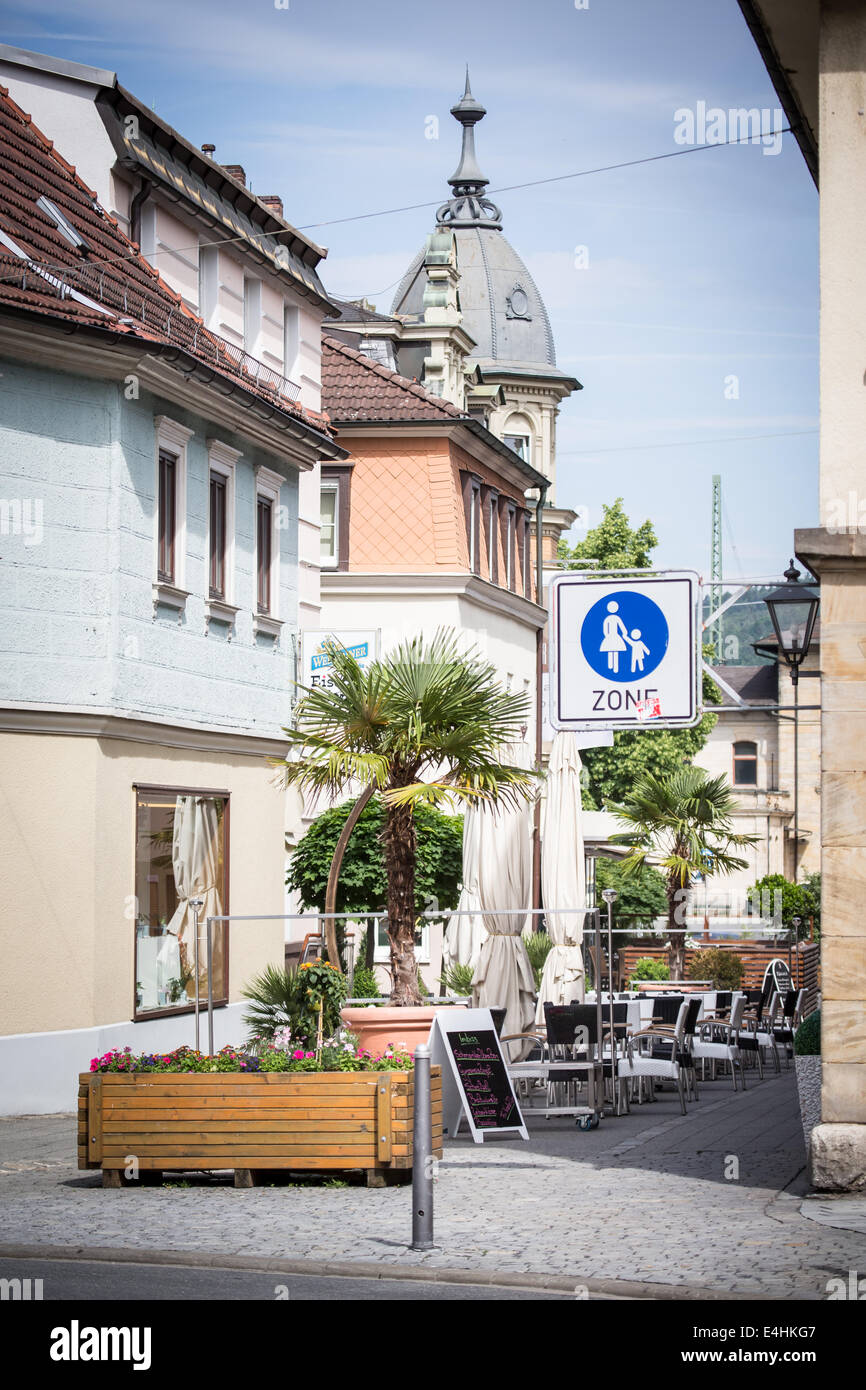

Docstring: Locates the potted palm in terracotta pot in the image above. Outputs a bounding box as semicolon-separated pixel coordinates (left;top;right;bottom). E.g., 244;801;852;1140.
281;630;536;1051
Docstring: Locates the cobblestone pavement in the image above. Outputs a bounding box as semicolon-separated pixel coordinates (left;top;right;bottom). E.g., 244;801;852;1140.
1;1071;864;1299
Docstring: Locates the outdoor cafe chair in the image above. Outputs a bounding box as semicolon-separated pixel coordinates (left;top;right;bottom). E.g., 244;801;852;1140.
596;1001;634;1114
701;990;733;1021
489;1007;507;1038
542;1003;631;1116
618;999;691;1116
639;996;701;1102
539;1004;599;1109
739;991;782;1076
692;992;748;1090
773;989;806;1066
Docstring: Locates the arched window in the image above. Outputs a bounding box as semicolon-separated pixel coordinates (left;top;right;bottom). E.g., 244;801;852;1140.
733;740;758;786
502;412;534;465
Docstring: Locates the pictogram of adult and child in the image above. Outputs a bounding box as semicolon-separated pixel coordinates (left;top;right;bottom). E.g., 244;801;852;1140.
599;600;650;674
580;589;669;684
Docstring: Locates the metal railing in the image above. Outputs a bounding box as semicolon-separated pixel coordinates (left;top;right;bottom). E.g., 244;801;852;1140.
189;904;602;1054
186;905;798;1055
0;254;302;405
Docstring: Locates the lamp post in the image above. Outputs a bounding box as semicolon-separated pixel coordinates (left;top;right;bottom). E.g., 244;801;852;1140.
601;888;618;1109
763;561;820;884
790;915;802;983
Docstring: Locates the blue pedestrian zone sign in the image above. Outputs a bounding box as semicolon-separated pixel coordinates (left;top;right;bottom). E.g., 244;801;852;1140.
549;571;700;730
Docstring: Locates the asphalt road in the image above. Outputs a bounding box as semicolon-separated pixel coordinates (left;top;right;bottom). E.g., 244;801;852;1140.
0;1257;577;1301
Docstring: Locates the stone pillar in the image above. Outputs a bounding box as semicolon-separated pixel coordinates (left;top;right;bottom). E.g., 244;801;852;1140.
794;0;866;1192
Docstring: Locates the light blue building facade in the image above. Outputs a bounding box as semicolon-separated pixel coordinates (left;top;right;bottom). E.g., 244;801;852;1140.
0;338;343;1114
1;359;300;733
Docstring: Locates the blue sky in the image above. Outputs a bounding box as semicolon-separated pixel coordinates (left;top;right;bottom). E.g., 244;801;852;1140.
1;0;818;579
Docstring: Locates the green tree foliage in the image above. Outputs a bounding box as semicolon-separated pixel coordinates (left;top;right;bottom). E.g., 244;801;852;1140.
558;497;657;570
613;766;757;977
578;682;719;808
747;871;821;940
288;797;463;918
560;497;718;807
595;856;667;926
281;631;535;1004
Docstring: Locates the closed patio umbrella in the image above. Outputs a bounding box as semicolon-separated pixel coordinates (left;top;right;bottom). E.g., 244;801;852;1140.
442;799;485;973
536;731;587;1023
167;795;224;1003
472;743;536;1058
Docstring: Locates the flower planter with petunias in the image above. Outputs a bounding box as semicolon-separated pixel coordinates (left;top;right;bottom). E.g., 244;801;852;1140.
79;1044;442;1188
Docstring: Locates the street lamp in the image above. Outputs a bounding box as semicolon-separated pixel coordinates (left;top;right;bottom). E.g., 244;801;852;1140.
763;560;820;883
600;889;618;1107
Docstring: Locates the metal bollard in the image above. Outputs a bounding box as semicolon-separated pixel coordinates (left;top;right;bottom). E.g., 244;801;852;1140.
411;1043;434;1251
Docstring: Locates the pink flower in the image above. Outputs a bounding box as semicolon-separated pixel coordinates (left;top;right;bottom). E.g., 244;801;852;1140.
292;1050;306;1060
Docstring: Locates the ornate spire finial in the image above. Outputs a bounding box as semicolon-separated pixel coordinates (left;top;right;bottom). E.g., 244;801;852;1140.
436;71;502;230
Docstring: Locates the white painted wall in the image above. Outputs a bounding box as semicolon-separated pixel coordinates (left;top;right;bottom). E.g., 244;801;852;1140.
0;1006;248;1116
0;64;115;211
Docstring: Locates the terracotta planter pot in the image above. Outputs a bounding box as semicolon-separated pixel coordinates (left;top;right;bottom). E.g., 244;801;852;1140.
341;1004;465;1056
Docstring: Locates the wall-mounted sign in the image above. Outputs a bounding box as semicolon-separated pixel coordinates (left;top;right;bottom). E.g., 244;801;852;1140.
548;571;700;731
300;630;379;694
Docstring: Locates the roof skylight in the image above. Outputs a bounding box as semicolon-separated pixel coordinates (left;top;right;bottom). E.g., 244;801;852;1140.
36;196;89;253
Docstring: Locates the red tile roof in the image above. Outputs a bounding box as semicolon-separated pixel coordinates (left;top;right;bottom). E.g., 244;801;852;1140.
322;334;466;423
0;86;332;437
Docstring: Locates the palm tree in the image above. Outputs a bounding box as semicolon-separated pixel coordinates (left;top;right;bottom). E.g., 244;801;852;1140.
281;630;537;1005
611;766;757;979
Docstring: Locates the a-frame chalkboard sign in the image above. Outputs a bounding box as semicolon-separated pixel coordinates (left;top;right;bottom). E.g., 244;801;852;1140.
429;1008;528;1143
764;957;793;999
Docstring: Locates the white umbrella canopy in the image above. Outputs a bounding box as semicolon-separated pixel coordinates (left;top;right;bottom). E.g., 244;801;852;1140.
536;732;587;1023
442;801;485;974
168;795;224;1002
472;743;536;1059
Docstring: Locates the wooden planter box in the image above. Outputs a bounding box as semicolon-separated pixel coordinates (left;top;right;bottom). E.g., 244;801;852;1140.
78;1070;442;1188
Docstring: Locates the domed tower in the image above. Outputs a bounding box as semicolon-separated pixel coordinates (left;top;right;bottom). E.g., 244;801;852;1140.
391;71;581;513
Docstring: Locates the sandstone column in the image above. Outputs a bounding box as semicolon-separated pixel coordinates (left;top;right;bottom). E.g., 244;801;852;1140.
795;0;866;1191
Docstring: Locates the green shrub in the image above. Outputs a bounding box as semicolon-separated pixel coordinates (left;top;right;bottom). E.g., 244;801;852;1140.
349;965;381;1000
440;961;474;997
794;1008;821;1056
241;962;346;1053
687;948;744;990
523;930;554;989
629;957;670;986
